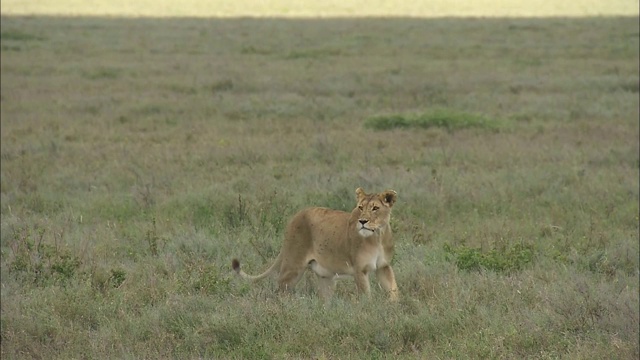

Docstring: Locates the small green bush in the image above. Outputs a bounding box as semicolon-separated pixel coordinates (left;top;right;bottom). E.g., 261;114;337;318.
109;268;127;288
444;242;534;273
82;67;121;80
50;254;82;279
0;30;45;41
365;115;412;130
7;226;83;284
365;109;504;132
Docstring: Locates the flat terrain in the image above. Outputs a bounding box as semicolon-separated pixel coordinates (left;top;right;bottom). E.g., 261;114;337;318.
1;13;638;359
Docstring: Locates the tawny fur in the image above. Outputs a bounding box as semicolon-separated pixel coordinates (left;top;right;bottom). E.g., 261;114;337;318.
232;187;399;301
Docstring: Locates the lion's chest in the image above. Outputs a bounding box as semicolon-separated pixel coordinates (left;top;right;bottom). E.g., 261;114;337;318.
361;245;387;272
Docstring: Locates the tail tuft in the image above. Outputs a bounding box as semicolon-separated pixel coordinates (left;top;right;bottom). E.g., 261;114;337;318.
231;259;241;272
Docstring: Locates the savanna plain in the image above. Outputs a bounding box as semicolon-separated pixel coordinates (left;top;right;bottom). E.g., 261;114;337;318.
1;14;639;359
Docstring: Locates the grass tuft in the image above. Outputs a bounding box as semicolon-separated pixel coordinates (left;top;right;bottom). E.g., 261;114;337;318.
0;30;45;41
6;224;83;285
365;109;505;132
82;67;122;80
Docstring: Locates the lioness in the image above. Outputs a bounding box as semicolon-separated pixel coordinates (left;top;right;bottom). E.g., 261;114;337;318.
232;187;399;301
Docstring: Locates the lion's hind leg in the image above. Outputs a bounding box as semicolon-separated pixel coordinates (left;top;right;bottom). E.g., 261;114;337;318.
308;259;338;301
316;276;336;301
277;256;308;293
277;269;304;292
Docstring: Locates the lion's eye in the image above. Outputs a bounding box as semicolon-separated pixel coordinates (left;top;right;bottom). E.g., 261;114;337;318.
372;206;380;211
358;205;363;210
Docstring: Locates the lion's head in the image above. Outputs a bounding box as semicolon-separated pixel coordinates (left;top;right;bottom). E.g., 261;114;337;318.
354;187;397;237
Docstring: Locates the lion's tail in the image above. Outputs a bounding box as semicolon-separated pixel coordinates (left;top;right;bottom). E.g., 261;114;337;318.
231;253;282;282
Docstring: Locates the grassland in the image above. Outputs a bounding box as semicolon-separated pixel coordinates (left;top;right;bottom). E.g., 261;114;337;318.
1;14;639;359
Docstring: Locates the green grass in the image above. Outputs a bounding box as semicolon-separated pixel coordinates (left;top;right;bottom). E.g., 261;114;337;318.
444;242;535;273
365;109;505;132
1;14;639;359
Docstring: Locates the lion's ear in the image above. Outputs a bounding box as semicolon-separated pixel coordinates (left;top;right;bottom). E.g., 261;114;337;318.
380;190;397;207
355;187;367;201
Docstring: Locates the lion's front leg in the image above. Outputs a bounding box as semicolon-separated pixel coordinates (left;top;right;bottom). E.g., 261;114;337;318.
376;265;399;302
354;271;371;297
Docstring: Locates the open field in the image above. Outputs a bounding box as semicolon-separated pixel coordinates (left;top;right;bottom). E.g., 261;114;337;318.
1;14;639;359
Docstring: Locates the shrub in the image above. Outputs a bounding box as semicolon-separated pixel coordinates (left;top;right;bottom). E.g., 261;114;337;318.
444;242;534;274
6;225;83;285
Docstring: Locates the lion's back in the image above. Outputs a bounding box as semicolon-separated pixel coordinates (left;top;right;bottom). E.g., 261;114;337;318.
284;207;351;244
